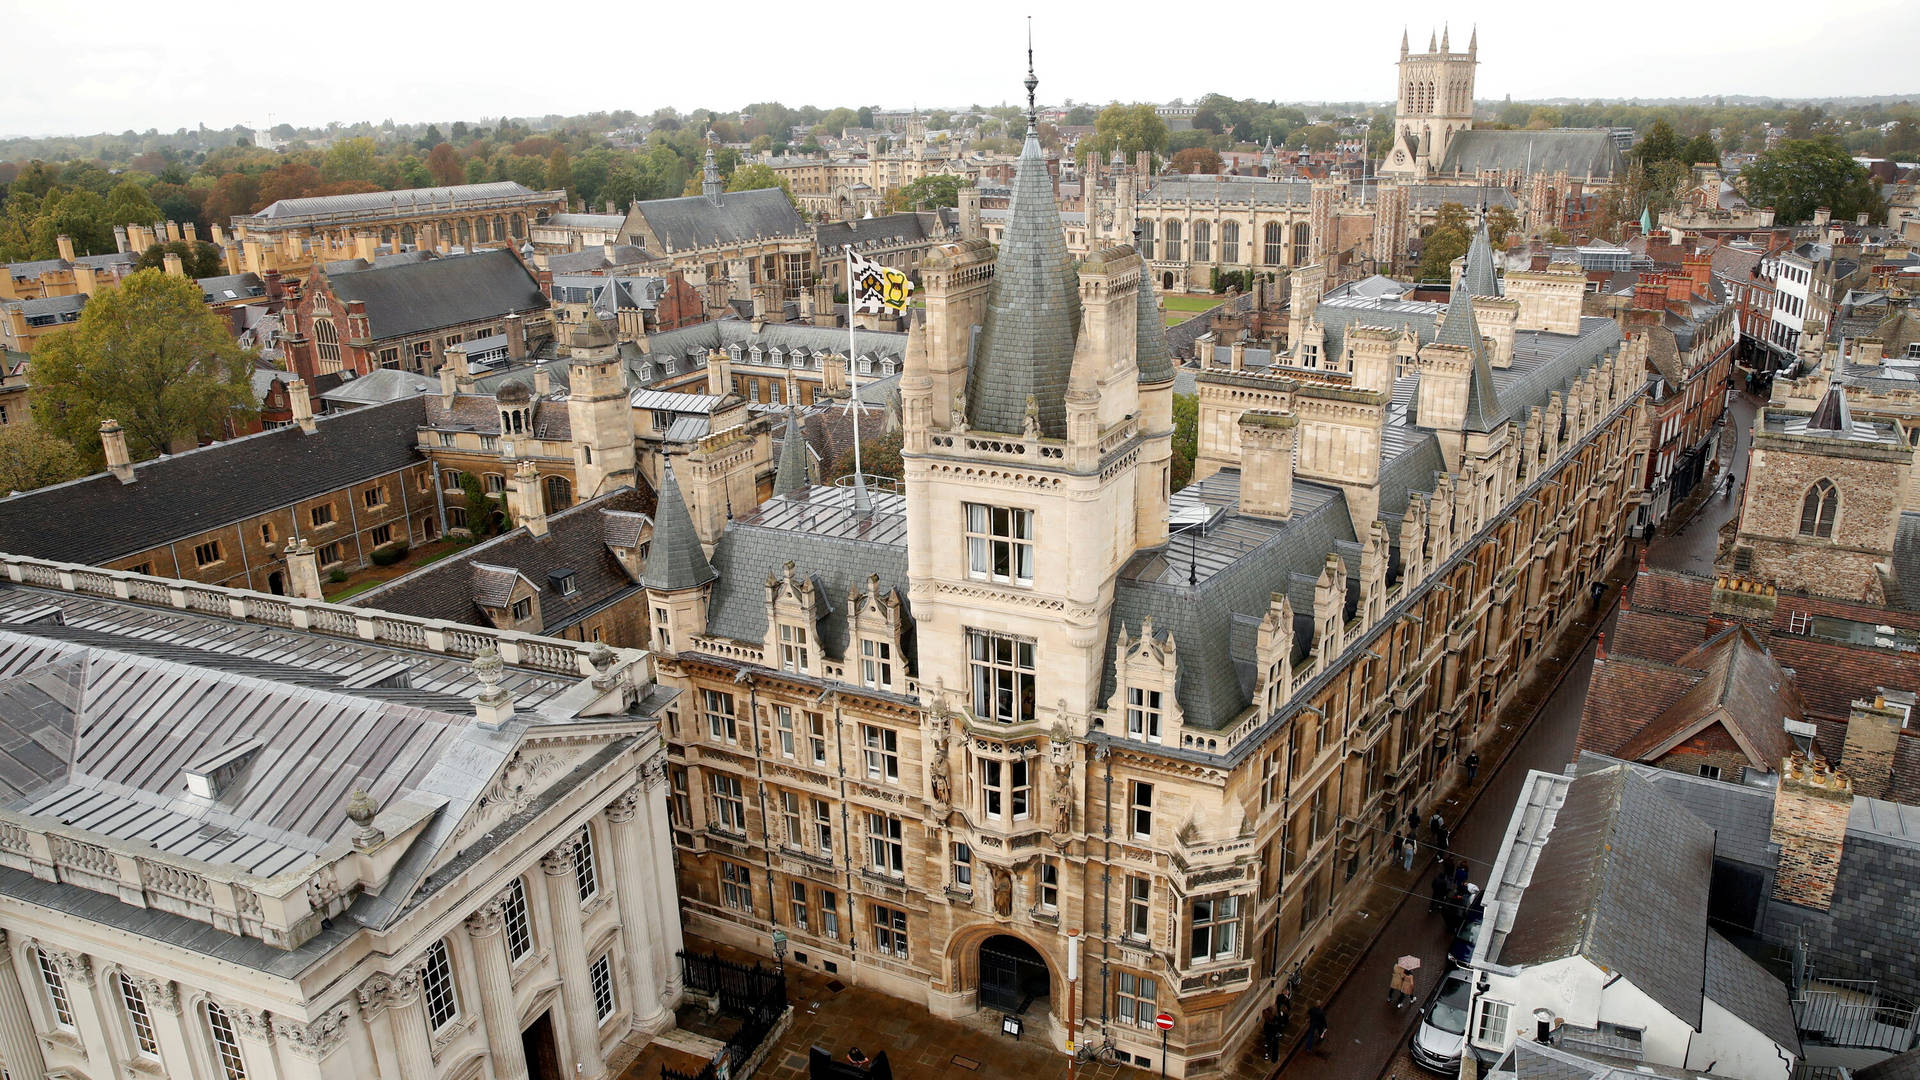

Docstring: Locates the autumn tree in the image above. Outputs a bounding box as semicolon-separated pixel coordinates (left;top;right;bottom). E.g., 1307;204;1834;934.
724;163;794;202
425;143;464;186
885;174;965;212
1171;147;1224;175
30;269;257;462
1089;104;1169;161
0;425;83;493
829;427;904;485
135;240;225;279
102;181;163;227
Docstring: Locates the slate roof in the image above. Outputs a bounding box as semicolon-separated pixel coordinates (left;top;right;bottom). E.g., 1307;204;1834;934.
705;485;909;663
1437;129;1627;180
320;367;439;406
1705;928;1800;1052
197;272;266;303
1142;177;1312;206
354;488;653;633
1434;280;1505;433
422;394;570;440
641;465;714;591
1603;624;1799;772
1498;764;1714;1030
1854;1048;1920;1080
1136;266;1177;385
773;407;812;496
1613;756;1778;868
0;396;428;565
816;211;951;252
1463;219;1500;299
244;181;550;223
966;130;1083;437
325;249;548;342
625;188;807;252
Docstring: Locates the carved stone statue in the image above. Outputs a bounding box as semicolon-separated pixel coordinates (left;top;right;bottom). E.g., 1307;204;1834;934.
991;866;1013;916
1050;763;1073;830
930;747;951;807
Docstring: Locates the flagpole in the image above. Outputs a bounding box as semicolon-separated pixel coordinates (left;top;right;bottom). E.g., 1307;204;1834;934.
844;245;871;513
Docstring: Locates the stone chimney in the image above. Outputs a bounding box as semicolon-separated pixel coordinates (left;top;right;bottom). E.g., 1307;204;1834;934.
1768;751;1853;911
505;313;527;360
1853;338;1885;367
73;264;98;297
511;459;549;538
1288;263;1326;348
1840;695;1904;801
1813;207;1832;228
1229;339;1247;370
284;538;323;600
56;234;75;262
533;366;552;397
707;348;734;397
288;378;317;434
1237;411;1298;520
165;220;182;243
162;252;185;278
183;222;198;244
812;279;837;328
354;231;378;262
99;420;134;484
112;225;129;254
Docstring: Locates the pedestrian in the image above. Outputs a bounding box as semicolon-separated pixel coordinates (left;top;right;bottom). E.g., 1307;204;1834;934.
1389;964;1416;1008
1406;806;1421;839
1455;862;1470;890
1428;812;1446;846
1305;1005;1329;1052
1430;868;1453;913
1435;824;1452;857
1259;1007;1279;1061
1465;751;1480;783
1389;829;1404;862
1274;988;1292;1031
1400;833;1417;871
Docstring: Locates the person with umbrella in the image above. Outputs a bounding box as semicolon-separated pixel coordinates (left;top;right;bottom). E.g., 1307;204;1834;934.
1388;957;1420;1008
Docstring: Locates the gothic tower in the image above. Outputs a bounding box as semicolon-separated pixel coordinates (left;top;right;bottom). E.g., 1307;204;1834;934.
567;350;637;498
901;65;1175;736
1382;25;1477;177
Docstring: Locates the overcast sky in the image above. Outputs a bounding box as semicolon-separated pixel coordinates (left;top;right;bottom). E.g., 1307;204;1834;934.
3;0;1916;138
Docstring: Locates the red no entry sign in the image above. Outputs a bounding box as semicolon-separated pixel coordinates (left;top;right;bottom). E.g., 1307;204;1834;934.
1154;1013;1175;1031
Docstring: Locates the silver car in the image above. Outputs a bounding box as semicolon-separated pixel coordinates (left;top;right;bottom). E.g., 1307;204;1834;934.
1409;968;1472;1072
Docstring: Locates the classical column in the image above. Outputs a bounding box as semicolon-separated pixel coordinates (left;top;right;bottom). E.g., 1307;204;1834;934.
380;966;437;1080
542;838;607;1079
270;1006;355;1080
228;1005;276;1080
52;950;120;1078
607;785;668;1032
643;759;685;995
356;976;403;1079
466;898;531;1080
123;974;191;1080
0;932;48;1080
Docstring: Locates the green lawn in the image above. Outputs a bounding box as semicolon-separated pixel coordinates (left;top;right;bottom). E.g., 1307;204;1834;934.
1161;294;1221;313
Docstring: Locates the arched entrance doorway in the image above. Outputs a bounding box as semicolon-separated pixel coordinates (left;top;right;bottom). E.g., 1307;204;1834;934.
1162;271;1175;290
978;935;1049;1015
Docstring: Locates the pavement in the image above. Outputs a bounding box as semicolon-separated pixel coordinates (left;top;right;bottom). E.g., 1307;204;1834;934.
617;937;1157;1080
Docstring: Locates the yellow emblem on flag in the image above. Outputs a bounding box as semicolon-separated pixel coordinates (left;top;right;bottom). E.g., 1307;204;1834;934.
847;246;914;314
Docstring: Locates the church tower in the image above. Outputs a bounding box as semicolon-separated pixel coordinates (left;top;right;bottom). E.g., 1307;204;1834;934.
1382;25;1477;177
901;58;1175;736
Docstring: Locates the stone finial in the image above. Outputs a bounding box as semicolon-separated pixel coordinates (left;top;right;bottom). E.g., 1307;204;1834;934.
588;641;619;691
1023;394;1041;440
346;788;385;849
471;645;515;729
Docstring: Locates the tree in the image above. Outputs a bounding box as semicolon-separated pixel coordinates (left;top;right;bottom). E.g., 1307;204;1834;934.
1486;205;1519;247
30;189;112;257
1170;393;1197;492
425;143;464;186
29;269;257;462
1417;225;1470;283
102;181;163;228
885;174;965;212
320;137;385;186
1740;138;1880;225
135;240;225;279
725;163;793;203
458;472;510;537
1681;133;1718;166
1636;119;1682;165
1090;104;1169;160
829;428;904;485
0;425;83;494
1170;147;1223;175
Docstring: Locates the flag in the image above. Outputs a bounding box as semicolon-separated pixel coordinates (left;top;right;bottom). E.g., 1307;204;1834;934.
847;246;913;313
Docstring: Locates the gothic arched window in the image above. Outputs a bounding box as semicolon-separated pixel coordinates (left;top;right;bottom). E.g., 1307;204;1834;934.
1292;223;1311;266
1263;223;1284;265
1138;220;1155;259
1163;220;1182;261
1192;220;1210;262
1221;221;1240;261
1799;480;1838;539
546;475;573;510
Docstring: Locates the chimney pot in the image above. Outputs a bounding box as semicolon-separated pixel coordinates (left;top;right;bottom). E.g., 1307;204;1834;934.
100;419;135;484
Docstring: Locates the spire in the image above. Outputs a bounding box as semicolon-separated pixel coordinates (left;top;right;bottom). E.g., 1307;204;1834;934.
1437;286;1505;433
1806;383;1853;434
965;62;1082;438
1468;24;1478;55
1401;26;1410;57
1441;23;1450;51
1463;213;1499;299
1135;234;1175;385
773;405;812;496
1428;28;1437;51
642;462;716;590
701;135;723;203
1024;18;1039;134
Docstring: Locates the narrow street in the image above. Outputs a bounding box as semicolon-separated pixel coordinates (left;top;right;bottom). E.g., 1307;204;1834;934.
1276;393;1762;1080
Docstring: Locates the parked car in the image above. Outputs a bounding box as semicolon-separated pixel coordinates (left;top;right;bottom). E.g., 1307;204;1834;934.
1410;967;1473;1072
1449;911;1484;966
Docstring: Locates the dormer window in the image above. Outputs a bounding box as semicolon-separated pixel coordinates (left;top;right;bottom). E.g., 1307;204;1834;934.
779;623;810;673
511;597;532;621
1127;688;1164;744
550;569;578;596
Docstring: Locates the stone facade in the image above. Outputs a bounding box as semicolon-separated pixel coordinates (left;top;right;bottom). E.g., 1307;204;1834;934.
221;182;567;278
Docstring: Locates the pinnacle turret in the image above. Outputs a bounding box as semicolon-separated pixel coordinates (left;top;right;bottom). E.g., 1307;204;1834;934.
642;462;715;590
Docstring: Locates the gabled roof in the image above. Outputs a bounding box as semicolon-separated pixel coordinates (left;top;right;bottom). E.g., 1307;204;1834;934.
354;488;655;633
1705;929;1799;1053
0;396;428;565
641;464;714;591
1611;624;1799;771
625;187;807;252
966;129;1082;437
324;249;548;342
1499;764;1714;1030
1438;129;1627;179
245;181;550;223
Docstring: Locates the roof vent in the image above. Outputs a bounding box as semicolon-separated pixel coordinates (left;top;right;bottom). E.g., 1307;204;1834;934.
183;739;264;800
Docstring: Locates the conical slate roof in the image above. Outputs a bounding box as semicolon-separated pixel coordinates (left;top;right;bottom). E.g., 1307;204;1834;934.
1806;383;1853;434
965;129;1082;437
1436;286;1506;434
641;463;715;591
1462;218;1500;299
1135;267;1176;385
773;406;812;496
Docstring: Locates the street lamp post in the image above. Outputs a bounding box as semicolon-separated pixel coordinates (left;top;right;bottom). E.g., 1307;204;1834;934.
771;928;788;975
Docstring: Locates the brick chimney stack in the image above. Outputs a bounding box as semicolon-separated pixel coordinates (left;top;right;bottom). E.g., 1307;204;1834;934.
56;234;75;262
1840;695;1903;801
100;420;135;484
162;252;185;278
1768;751;1853;911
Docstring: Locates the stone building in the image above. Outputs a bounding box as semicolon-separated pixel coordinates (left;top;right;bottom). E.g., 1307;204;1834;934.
0;555;681;1080
616;151;813;306
641;88;1648;1076
221;182;568;278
